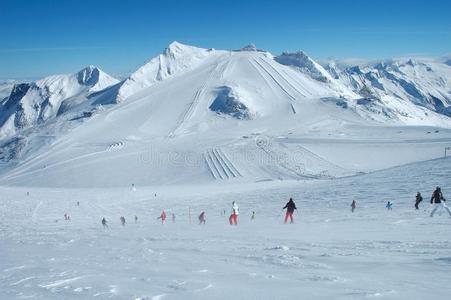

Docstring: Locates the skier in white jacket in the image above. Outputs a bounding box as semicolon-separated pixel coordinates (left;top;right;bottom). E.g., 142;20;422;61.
229;201;239;225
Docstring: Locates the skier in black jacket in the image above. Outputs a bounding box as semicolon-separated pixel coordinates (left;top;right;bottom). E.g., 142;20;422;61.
283;198;297;223
415;192;423;210
430;187;451;217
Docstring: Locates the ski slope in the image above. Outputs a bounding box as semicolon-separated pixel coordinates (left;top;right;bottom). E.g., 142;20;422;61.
1;157;451;299
1;45;451;187
1;42;451;299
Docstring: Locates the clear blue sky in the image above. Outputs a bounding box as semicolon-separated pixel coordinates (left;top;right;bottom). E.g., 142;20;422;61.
0;0;450;79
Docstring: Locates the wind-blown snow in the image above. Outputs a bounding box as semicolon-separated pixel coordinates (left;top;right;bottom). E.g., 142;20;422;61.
1;157;451;299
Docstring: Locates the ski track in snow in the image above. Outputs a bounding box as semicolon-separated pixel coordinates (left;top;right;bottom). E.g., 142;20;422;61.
257;57;309;98
2;158;451;299
203;148;242;180
250;57;298;112
106;141;125;151
31;200;43;222
168;58;228;138
167;80;207;138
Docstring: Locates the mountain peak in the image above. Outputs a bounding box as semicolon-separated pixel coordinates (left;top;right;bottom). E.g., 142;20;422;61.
275;51;331;82
280;50;309;60
240;44;257;51
164;41;204;57
167;41;185;49
406;59;416;67
77;65;101;86
115;41;213;102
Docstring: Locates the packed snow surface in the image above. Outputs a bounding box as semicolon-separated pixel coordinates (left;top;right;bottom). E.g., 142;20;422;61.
1;158;451;299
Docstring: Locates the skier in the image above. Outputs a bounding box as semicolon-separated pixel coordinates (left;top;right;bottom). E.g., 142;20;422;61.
77;201;80;206
101;217;108;228
283;198;297;224
134;215;138;223
120;216;126;226
158;210;167;224
172;213;176;223
415;192;423;210
131;183;136;192
386;201;393;210
199;211;206;224
229;201;239;225
64;213;68;220
430;187;451;217
351;200;356;213
251;211;256;220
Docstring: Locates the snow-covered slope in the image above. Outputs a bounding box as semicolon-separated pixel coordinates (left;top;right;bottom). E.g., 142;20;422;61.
2;43;451;300
1;42;451;187
1;157;451;299
0;47;357;184
0;66;118;138
114;41;218;103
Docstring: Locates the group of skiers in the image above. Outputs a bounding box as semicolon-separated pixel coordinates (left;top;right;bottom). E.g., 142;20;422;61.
98;186;449;228
101;210;206;227
225;198;298;225
349;187;450;217
231;198;297;225
99;198;300;228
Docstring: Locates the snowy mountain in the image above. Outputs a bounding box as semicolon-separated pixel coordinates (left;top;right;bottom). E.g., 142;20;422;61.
114;41;217;103
0;66;118;138
0;80;19;101
0;42;451;187
321;58;451;119
276;51;333;83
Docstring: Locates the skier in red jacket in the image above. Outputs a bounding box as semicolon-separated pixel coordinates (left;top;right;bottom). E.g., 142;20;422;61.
158;210;167;224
